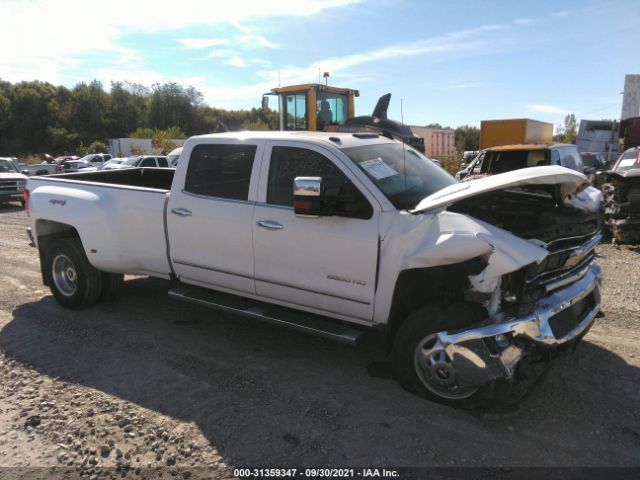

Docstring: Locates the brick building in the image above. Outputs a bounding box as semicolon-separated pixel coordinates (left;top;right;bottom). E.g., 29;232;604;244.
410;126;456;157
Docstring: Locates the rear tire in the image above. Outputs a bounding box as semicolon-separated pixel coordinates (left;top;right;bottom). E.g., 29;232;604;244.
44;237;103;309
392;303;495;408
100;272;124;300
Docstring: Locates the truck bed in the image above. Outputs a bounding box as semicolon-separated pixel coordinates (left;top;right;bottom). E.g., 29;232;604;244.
50;167;174;191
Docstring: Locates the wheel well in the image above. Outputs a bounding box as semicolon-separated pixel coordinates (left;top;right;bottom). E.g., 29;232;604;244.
35;221;80;286
384;256;488;351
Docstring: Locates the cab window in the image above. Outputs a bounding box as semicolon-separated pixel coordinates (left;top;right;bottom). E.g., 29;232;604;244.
185;144;257;200
316;92;348;129
283;93;307;130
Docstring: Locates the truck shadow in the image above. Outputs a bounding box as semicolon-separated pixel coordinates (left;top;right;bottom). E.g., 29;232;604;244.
1;276;639;466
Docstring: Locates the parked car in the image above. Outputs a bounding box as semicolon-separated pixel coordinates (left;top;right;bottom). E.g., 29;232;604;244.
54;156;80;164
99;158;126;170
26;132;603;408
20;160;58;176
0;157;28;206
57;160;97;173
167;147;182;167
103;155;169;169
599;146;640;243
457;144;586;181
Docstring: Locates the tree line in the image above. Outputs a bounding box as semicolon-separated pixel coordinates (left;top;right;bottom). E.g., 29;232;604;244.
0;77;490;159
0;79;278;156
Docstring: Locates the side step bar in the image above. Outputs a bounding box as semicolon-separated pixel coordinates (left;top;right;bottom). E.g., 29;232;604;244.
168;285;366;345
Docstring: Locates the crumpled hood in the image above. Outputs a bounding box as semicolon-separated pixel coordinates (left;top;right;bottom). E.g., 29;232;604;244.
412;166;589;214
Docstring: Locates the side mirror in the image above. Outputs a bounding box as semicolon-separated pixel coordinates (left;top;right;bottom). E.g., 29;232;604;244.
293;177;323;216
22;170;30;175
460;162;468;169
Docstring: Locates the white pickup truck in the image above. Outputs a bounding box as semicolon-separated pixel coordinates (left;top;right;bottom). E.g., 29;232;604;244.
25;131;603;407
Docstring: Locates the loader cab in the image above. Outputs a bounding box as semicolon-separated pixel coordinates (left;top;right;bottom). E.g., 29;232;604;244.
267;84;358;132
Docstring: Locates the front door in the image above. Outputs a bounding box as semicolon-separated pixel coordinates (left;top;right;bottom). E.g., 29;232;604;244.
252;142;379;322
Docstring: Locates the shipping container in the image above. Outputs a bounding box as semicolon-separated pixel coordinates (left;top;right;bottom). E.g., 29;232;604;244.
480;119;553;150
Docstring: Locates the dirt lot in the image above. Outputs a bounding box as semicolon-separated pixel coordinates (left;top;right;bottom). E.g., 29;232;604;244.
0;204;639;477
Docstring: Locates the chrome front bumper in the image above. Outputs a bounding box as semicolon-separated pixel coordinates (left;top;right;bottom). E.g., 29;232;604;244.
437;262;602;388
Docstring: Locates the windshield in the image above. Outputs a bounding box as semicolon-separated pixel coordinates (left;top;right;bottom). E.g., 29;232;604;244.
341;143;457;210
122;156;142;166
0;159;20;173
614;149;640;172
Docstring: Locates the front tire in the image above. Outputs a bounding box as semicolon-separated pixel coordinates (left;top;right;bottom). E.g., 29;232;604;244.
44;237;103;309
392;303;494;408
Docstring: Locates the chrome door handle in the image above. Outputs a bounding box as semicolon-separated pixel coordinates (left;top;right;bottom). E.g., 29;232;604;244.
171;207;192;217
257;220;284;230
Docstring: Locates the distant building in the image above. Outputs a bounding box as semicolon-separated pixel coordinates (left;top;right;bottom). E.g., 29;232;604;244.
621;74;640;120
410;126;456;157
576;120;619;161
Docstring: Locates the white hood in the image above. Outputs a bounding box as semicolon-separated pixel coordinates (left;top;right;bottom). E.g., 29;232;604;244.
0;172;28;181
412;166;590;214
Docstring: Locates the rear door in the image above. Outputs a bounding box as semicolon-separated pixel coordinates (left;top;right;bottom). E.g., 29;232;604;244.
167;141;264;294
252;142;379;321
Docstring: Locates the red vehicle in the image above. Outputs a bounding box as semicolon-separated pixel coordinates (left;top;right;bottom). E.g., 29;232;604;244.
620;117;640;151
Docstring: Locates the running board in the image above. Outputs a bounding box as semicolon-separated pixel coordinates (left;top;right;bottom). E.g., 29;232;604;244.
168;285;365;345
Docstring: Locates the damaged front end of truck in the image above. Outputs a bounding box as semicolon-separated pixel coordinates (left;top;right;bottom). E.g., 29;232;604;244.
390;166;603;405
601;169;640;243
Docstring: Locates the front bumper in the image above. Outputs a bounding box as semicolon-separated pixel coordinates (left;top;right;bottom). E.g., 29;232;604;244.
437;262;602;388
0;192;24;202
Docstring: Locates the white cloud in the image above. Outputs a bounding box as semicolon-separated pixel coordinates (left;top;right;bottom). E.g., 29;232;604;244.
201;49;239;59
238;34;276;49
95;68;165;87
177;38;229;49
224;57;248;68
0;0;362;84
527;104;570;115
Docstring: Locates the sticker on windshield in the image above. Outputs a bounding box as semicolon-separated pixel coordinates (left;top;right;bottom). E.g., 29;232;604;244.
618;159;637;168
360;158;399;180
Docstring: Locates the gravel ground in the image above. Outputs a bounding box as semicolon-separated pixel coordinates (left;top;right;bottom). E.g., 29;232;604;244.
0;203;639;478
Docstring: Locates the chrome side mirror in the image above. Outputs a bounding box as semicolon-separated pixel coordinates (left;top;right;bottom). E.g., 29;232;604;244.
293;176;323;217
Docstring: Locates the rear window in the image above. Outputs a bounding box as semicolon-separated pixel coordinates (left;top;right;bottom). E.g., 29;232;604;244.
481;150;549;174
184;144;257;200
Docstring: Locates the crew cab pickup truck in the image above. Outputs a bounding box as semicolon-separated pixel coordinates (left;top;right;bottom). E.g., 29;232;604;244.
25;132;603;407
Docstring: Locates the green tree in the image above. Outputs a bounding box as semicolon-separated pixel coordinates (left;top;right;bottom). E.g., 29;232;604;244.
553;113;577;143
106;81;148;138
454;125;480;152
70;80;108;145
148;82;202;133
7;80;61;152
130;126;186;154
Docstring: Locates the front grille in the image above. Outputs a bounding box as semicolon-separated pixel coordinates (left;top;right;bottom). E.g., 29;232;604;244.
549;292;596;338
526;230;600;293
0;180;19;193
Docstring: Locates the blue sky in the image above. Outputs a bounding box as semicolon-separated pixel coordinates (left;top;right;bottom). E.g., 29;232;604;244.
2;0;638;129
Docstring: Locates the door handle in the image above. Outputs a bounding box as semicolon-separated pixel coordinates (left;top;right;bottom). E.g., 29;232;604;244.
171;207;192;217
257;220;284;230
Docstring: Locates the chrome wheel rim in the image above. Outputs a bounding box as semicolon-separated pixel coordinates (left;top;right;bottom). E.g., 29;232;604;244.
414;334;478;400
52;254;78;297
